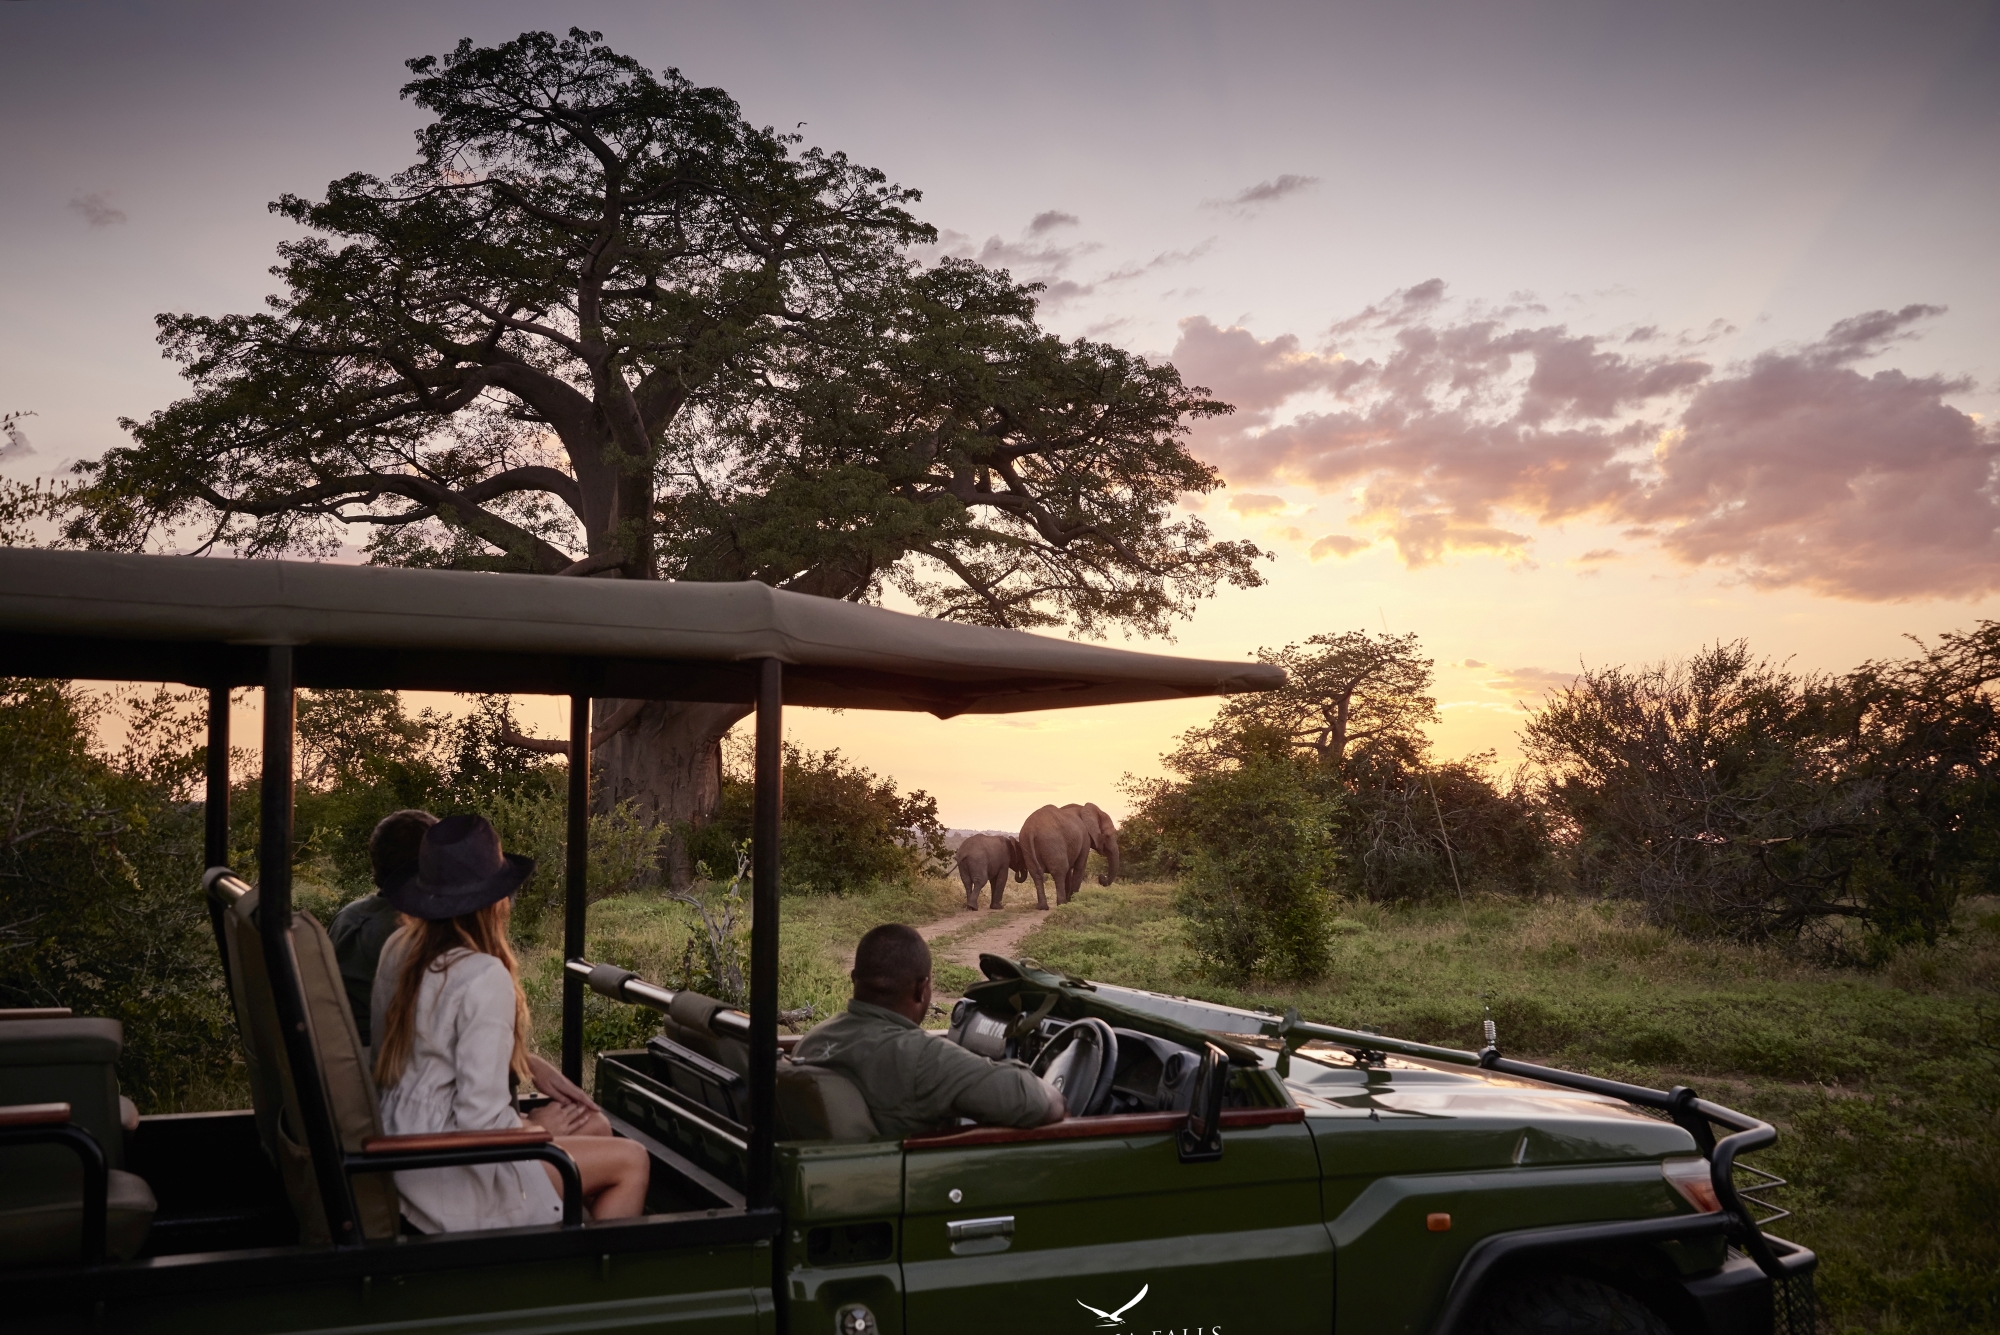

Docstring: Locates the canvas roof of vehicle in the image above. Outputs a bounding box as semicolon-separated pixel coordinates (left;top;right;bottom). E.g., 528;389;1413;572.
0;550;1282;715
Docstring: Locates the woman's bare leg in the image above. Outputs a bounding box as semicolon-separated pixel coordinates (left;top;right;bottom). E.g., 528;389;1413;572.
542;1135;650;1219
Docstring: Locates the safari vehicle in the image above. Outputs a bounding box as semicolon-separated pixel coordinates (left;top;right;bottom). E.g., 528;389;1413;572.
0;549;1816;1335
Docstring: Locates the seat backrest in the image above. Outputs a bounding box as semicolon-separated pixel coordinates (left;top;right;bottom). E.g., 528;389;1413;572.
220;887;398;1244
0;1017;126;1208
774;1060;880;1143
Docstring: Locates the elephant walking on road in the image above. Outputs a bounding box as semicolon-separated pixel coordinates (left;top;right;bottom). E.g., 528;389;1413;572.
1018;802;1121;910
954;834;1026;910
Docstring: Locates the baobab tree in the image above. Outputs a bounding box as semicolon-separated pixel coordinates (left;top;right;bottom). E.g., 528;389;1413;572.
68;30;1264;872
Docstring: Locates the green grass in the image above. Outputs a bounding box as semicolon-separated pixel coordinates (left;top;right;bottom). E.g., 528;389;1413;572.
1016;884;2000;1335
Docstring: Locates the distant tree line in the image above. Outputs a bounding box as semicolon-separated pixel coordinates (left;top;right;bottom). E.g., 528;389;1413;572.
1131;626;2000;981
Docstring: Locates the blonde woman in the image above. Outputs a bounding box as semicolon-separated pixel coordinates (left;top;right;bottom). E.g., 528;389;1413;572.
372;816;649;1232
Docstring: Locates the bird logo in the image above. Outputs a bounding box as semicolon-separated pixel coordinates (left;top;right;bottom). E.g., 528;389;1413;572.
1076;1284;1149;1327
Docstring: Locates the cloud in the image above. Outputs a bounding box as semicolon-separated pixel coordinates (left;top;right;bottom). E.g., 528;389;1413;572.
1205;174;1320;212
68;192;126;227
926;219;1211;311
1309;534;1370;560
1171;315;1362;423
1227;492;1288;517
0;415;34;463
1178;290;1997;597
1482;666;1577;696
1457;658;1488;669
1096;238;1215;287
1573;548;1621;564
1269;525;1306;542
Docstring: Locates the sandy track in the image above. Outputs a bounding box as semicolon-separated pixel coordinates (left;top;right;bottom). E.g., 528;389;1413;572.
919;898;1051;970
836;893;1054;982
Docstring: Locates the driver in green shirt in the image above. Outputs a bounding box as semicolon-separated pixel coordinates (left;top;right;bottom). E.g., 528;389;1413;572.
795;924;1065;1138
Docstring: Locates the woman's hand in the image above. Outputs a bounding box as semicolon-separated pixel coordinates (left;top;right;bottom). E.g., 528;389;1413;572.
525;1100;595;1137
526;1053;603;1113
525;1053;612;1137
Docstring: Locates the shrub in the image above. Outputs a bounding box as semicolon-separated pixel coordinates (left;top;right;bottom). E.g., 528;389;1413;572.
1169;751;1343;982
0;680;239;1109
689;743;947;895
1340;754;1551;903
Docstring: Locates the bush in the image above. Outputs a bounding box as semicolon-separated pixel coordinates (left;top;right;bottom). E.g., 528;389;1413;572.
1340;754;1551;903
1523;635;2000;956
0;680;240;1109
688;742;947;895
1168;752;1343;982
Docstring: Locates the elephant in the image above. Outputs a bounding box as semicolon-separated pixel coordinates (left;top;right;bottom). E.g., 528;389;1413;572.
1018;802;1121;910
954;833;1026;910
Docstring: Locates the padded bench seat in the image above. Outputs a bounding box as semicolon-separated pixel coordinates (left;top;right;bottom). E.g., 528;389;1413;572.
0;1018;155;1265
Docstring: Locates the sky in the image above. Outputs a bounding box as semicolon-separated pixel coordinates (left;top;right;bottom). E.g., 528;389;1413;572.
4;0;1998;828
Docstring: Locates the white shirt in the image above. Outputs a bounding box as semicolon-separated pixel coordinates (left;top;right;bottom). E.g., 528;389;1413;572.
371;939;562;1233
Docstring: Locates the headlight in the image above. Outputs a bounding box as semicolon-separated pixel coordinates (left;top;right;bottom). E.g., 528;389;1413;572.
1661;1156;1721;1213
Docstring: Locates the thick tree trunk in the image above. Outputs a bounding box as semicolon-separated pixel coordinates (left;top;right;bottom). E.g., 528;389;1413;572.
593;698;751;887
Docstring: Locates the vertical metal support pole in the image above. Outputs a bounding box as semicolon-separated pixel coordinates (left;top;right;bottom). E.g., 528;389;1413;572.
258;647;359;1245
204;686;231;870
562;693;591;1086
203;685;233;987
747;660;782;1210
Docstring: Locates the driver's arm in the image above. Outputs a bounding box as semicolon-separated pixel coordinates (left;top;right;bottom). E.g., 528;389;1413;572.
934;1045;1067;1128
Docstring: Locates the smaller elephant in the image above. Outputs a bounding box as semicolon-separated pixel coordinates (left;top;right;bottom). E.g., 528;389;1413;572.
954;833;1026;910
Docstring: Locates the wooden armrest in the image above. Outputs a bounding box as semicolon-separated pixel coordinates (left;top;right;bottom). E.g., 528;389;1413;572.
360;1126;554;1155
0;1008;73;1021
0;1102;73;1128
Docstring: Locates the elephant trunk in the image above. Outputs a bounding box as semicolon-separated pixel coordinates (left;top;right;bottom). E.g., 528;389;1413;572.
1099;830;1120;886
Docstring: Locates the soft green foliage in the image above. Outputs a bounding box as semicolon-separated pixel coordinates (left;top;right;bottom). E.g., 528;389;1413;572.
1022;884;2000;1334
688;742;947;896
287;690;665;931
1128;630;1548;908
1161;750;1343;982
0;680;241;1109
1172;629;1438;774
1527;635;2000;955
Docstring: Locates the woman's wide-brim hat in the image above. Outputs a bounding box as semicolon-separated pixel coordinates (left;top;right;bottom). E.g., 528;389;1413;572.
382;814;534;920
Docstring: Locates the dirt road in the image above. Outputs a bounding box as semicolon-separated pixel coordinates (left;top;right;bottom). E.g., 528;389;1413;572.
919;898;1051;971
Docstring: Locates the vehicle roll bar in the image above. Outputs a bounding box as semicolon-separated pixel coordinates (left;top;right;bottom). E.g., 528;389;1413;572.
566;959;753;1040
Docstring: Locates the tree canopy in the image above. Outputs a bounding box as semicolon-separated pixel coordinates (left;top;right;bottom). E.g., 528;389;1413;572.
1166;630;1437;775
70;28;1262;636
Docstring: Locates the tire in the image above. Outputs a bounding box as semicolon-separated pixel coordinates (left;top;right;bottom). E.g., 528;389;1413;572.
1480;1274;1673;1335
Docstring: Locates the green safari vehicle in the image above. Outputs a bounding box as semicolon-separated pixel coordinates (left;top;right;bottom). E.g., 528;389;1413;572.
0;550;1816;1334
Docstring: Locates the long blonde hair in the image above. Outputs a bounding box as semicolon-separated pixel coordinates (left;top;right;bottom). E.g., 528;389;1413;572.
373;898;533;1090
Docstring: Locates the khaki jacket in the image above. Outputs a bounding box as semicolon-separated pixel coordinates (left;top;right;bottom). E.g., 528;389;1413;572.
795;1000;1054;1138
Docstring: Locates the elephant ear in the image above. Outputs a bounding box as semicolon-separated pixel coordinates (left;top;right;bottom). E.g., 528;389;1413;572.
1084;802;1115;840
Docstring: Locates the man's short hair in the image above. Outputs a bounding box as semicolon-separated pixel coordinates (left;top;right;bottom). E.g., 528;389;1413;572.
369;809;438;890
852;924;931;1001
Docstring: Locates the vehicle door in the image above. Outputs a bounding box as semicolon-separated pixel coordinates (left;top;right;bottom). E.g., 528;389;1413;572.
900;1109;1332;1335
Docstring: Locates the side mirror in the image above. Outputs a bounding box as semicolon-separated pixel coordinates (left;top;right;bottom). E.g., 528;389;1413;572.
1177;1043;1227;1163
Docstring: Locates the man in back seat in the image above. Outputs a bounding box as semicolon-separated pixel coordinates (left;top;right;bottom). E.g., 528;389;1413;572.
793;925;1064;1138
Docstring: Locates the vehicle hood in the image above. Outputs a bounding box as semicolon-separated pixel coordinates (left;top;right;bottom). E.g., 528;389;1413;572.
1282;1050;1697;1169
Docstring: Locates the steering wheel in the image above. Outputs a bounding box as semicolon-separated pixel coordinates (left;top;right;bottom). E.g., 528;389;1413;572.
1031;1017;1119;1117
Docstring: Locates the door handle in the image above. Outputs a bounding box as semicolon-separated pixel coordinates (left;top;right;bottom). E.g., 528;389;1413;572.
947;1215;1015;1255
